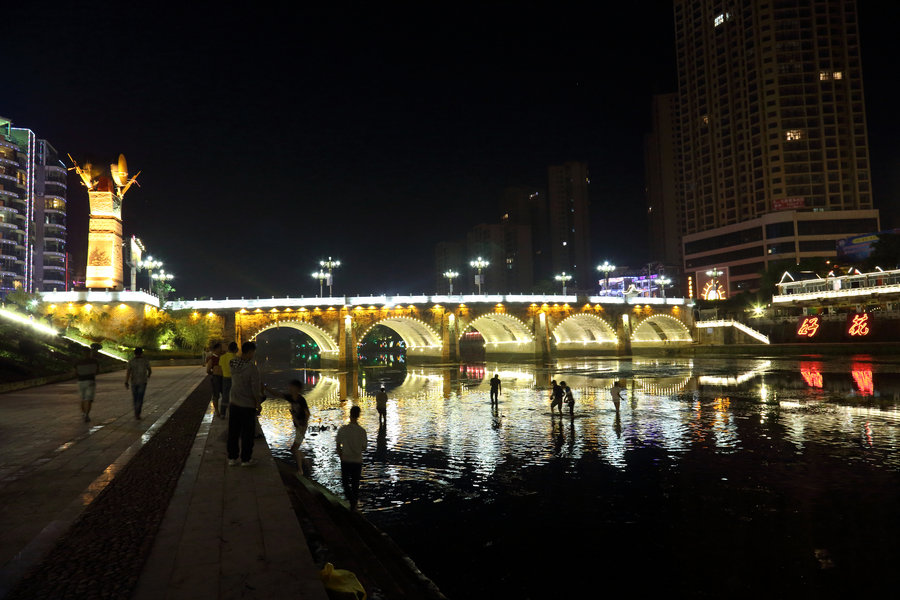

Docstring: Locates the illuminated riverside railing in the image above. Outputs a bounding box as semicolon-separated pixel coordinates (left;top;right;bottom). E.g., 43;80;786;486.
774;268;900;304
695;319;770;344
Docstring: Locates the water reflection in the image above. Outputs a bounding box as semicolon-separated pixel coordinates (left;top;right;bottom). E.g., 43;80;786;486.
256;355;900;514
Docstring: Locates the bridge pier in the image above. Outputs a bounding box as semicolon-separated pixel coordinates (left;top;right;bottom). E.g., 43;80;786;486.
534;311;552;363
338;310;358;371
617;314;633;356
442;313;459;363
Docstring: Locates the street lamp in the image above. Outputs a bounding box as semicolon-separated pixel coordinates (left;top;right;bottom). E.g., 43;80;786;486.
137;255;163;291
443;270;459;295
312;270;329;297
319;257;341;297
597;261;616;293
469;257;490;295
554;272;573;295
653;276;671;298
151;269;174;301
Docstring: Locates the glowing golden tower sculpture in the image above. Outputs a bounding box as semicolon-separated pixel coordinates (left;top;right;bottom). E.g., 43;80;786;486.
69;154;140;289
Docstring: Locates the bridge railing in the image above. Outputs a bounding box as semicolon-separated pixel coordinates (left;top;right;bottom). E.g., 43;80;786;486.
164;294;692;311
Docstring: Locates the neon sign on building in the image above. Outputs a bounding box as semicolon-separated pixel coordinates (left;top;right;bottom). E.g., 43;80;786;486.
797;316;820;338
846;313;871;337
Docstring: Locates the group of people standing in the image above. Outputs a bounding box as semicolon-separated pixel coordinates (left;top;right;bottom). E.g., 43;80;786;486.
202;339;366;511
487;373;628;416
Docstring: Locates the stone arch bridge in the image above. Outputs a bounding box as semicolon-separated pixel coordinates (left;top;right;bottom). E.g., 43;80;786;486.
166;294;695;368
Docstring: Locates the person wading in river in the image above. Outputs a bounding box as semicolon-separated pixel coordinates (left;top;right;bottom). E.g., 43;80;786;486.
550;380;564;416
489;373;501;406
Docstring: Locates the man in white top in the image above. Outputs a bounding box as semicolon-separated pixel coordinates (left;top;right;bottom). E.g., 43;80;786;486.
336;405;367;511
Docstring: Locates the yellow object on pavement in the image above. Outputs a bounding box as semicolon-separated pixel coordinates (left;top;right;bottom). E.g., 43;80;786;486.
320;562;366;600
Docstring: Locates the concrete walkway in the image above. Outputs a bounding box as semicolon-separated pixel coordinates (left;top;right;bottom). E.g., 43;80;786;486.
0;366;208;595
134;406;327;600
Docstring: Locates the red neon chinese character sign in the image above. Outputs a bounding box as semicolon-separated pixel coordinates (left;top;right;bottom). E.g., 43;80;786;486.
797;317;820;338
847;313;870;337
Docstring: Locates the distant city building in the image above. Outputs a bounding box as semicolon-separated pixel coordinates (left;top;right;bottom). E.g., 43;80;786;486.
667;0;876;295
467;222;533;294
434;240;466;292
499;186;550;281
0;117;67;295
547;161;591;290
645;93;682;266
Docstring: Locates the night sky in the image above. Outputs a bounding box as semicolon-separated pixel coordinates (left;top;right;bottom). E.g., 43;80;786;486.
4;3;898;299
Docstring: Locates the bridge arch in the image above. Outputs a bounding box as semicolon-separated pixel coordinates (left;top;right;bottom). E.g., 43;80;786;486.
463;313;535;353
358;316;443;355
551;313;617;347
631;314;693;345
250;320;340;357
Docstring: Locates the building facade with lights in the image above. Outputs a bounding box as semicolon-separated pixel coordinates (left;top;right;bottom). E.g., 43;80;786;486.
0;118;67;295
666;0;876;296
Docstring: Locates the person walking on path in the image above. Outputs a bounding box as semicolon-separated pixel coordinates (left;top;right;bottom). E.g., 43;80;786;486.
125;347;152;420
74;346;100;422
375;386;388;427
227;341;263;467
610;379;626;413
263;379;310;476
219;342;238;418
550;380;564;416
489;373;502;406
563;382;575;416
206;342;224;417
336;405;368;511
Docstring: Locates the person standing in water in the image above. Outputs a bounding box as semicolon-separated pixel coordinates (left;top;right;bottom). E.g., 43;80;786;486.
610;379;626;413
264;379;310;476
489;373;501;406
375;386;388;427
550;380;564;416
563;382;575;416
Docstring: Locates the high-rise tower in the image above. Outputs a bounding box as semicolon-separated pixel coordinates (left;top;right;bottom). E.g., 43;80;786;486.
672;0;878;294
547;161;591;289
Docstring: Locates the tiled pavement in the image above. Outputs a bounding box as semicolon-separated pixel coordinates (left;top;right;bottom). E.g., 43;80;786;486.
133;405;327;599
0;366;208;596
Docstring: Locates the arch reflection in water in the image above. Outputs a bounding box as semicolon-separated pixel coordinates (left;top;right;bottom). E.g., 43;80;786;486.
255;356;900;515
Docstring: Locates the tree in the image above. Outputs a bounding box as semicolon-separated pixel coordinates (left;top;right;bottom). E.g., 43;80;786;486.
4;286;43;314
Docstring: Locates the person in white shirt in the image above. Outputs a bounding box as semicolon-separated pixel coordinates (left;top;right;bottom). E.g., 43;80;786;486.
336;405;367;511
610;379;626;413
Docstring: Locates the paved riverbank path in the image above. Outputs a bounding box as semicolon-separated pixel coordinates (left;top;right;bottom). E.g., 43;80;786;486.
0;366;206;596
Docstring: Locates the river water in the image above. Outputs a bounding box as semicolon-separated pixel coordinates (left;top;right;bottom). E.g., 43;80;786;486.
256;355;900;598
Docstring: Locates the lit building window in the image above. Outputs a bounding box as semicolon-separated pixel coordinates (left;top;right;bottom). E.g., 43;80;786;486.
701;114;709;125
833;71;843;80
785;129;803;141
714;12;731;27
819;70;843;81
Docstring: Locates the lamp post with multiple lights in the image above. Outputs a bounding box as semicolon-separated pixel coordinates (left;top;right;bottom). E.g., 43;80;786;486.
312;270;329;297
470;257;489;295
318;257;341;297
443;270;459;295
137;255;163;292
653;276;671;298
554;272;572;295
151;269;175;302
597;261;616;293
